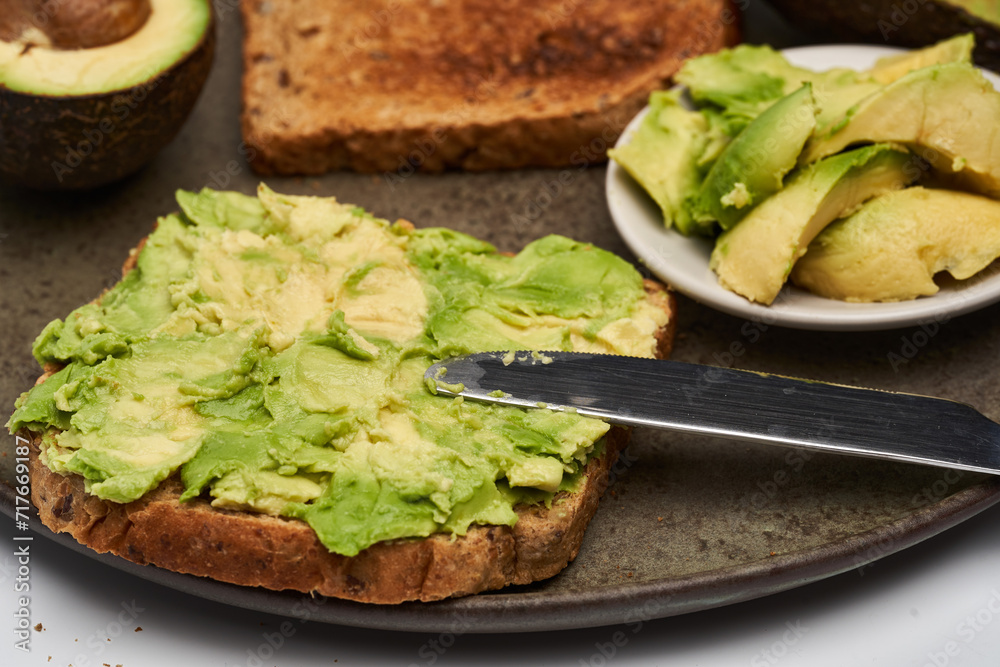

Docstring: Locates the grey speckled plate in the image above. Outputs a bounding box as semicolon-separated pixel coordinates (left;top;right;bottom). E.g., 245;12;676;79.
4;8;1000;635
3;435;999;633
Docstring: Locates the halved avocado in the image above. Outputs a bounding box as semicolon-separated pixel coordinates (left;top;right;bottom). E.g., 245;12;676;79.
0;0;215;189
765;0;1000;72
0;0;152;50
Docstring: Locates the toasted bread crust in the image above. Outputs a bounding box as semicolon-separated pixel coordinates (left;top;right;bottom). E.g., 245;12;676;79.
239;0;740;175
23;231;677;603
26;425;632;603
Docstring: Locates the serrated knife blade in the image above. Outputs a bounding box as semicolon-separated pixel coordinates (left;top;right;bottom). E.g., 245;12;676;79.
425;351;1000;475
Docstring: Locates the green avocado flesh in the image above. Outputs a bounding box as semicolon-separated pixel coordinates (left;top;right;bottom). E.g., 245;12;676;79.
950;0;1000;23
612;35;979;238
709;145;912;305
867;33;974;84
791;186;1000;302
0;0;211;96
607;89;711;235
612;35;1000;305
7;185;666;557
693;83;817;231
802;60;1000;198
675;43;883;135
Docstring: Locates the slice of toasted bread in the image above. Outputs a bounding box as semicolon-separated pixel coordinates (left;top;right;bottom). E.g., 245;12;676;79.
19;230;676;604
26;422;632;603
239;0;740;175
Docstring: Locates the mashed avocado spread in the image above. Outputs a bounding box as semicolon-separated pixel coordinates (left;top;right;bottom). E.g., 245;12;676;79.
8;185;667;556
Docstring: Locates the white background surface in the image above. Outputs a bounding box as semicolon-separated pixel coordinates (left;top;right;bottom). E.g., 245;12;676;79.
2;499;1000;666
5;3;1000;666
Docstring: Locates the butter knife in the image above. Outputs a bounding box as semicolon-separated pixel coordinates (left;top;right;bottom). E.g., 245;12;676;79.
425;351;1000;475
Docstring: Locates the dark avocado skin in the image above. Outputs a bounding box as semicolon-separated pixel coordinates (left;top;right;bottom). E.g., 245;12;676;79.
0;12;215;190
766;0;1000;72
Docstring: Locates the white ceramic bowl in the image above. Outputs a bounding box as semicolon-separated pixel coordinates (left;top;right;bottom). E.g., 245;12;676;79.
606;45;1000;331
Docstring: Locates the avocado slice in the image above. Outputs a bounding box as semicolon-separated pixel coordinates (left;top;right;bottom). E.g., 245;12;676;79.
675;44;813;125
608;90;713;235
676;43;885;134
803;62;1000;198
792;186;1000;302
615;39;973;237
709;145;913;305
693;84;818;231
766;0;1000;72
0;0;214;189
676;36;979;135
868;33;974;84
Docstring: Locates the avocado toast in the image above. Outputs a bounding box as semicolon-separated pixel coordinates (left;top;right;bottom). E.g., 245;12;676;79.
8;185;675;603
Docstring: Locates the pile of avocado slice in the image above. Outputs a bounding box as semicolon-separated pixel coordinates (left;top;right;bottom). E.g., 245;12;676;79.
611;34;1000;304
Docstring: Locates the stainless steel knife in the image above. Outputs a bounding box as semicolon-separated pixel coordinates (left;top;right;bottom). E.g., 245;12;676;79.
424;351;1000;475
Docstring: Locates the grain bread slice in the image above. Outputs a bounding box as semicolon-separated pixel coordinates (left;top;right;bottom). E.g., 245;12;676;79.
26;420;631;603
19;241;676;604
239;0;740;175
